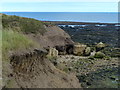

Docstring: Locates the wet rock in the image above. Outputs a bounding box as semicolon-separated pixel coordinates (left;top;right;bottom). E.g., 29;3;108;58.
66;44;74;54
55;44;74;55
55;45;66;55
109;76;116;80
86;82;91;86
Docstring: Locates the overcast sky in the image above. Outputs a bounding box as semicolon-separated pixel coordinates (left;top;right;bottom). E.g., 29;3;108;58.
1;0;119;12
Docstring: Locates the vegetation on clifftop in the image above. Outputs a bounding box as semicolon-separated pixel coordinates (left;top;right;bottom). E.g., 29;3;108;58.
2;14;46;34
2;14;47;60
2;29;40;61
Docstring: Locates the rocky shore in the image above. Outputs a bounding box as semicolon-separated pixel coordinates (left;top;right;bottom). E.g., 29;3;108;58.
47;42;119;88
2;14;119;88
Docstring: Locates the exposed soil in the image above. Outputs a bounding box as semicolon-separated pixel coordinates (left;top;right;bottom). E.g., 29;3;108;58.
3;49;81;88
27;25;74;49
2;25;81;88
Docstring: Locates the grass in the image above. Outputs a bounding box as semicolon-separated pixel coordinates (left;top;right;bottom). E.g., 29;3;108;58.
1;14;47;87
1;14;47;61
2;29;40;61
2;14;46;34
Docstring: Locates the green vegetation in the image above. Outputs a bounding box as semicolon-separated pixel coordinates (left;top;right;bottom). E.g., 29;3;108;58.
2;14;48;60
94;52;105;59
2;14;46;34
101;47;120;57
2;29;40;61
88;56;95;60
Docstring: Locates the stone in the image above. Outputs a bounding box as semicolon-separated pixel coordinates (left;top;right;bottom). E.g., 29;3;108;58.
47;48;58;57
66;44;74;54
73;43;87;56
55;45;66;55
84;47;91;56
96;42;106;51
55;44;74;55
90;51;96;56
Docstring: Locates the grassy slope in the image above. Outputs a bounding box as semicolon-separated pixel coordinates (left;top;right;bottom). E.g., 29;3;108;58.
2;14;46;34
2;29;40;60
2;14;46;87
2;14;47;60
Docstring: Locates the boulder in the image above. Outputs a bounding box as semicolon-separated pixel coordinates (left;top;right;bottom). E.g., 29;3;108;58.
84;47;91;56
73;43;87;56
96;42;106;51
90;51;96;56
55;45;66;55
66;44;74;54
47;48;58;57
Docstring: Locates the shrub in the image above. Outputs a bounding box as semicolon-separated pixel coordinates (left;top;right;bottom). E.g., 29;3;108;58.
88;56;95;60
94;52;105;58
104;56;111;60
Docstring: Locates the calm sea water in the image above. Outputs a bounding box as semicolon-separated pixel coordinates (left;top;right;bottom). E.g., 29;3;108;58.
3;12;118;23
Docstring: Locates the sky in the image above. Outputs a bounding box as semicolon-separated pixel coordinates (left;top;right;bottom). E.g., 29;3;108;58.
1;0;119;12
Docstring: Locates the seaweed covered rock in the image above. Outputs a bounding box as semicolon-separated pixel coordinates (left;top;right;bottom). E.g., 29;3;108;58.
94;52;105;58
55;45;66;55
96;42;106;51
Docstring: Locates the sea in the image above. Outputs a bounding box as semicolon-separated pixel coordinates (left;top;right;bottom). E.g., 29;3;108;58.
3;12;118;23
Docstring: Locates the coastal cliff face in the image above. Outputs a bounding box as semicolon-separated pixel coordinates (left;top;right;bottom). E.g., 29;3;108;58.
2;14;81;88
4;49;80;88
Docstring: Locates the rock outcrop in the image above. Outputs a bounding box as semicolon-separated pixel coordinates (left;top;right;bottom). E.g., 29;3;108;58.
47;48;58;57
73;43;87;56
55;44;74;55
96;42;106;51
84;47;91;56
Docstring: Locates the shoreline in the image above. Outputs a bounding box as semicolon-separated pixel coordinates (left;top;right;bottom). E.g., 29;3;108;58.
43;21;119;25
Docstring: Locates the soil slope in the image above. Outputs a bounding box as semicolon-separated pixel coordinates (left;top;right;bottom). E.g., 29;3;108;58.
3;50;81;88
27;25;74;48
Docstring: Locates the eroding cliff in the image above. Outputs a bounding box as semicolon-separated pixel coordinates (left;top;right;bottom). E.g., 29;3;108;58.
2;14;81;88
3;49;81;88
